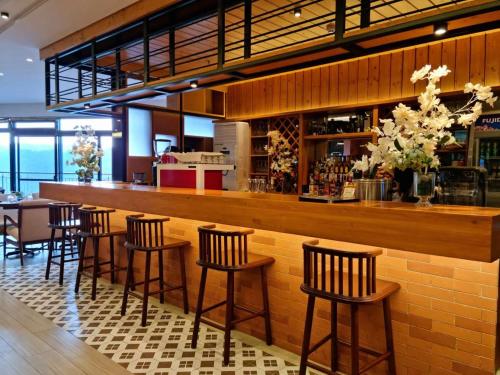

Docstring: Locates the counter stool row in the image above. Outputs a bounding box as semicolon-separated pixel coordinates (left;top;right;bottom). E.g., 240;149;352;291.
44;201;399;374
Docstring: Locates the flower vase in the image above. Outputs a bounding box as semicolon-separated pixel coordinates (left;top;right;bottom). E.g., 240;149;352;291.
413;171;436;207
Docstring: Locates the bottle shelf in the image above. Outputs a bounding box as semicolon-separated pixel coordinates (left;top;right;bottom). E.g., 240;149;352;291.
251;135;269;138
251;154;269;157
304;131;373;141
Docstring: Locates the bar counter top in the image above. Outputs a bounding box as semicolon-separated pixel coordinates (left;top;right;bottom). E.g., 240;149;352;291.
40;181;500;262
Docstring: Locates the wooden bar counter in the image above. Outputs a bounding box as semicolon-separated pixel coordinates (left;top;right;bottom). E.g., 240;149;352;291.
40;182;500;374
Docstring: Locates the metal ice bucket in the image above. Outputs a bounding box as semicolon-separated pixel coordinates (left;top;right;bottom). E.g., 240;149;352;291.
355;178;392;201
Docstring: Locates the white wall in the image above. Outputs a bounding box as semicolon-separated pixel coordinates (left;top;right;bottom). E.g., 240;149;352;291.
0;103;76;118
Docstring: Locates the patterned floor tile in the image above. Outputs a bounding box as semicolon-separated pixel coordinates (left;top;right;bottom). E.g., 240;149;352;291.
0;262;316;374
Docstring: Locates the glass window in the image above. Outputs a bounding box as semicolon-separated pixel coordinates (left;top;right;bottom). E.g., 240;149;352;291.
100;136;112;181
184;115;214;137
15;121;55;129
16;136;55;194
128;108;152;157
0;133;10;191
61;136;79;181
60;118;113;131
0;122;8;129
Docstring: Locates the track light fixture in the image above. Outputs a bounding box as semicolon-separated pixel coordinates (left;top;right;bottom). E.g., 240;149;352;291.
190;80;198;88
433;22;448;36
1;12;9;20
293;8;301;18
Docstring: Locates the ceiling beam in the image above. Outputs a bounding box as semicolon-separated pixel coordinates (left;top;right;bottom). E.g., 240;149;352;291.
39;0;181;60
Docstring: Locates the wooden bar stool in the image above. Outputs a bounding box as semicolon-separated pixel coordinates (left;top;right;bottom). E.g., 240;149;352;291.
191;224;275;366
299;240;400;375
75;207;126;300
120;214;190;327
45;202;82;285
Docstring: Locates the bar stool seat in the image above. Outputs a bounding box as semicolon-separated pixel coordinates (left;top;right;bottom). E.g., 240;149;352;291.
45;202;82;285
121;214;191;327
75;207;127;300
191;224;275;366
299;240;400;375
301;270;400;304
197;252;274;271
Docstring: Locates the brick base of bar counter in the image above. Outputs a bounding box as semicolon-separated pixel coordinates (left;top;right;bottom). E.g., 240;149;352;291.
80;208;498;375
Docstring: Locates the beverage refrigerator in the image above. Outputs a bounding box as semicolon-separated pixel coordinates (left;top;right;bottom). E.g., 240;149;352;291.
469;114;500;206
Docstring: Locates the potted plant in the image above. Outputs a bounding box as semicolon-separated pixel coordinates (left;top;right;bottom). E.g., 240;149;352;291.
69;125;104;183
353;65;497;206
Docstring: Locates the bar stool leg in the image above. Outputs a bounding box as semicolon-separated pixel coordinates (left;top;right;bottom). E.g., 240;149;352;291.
109;235;115;284
158;250;165;304
331;301;338;372
191;266;207;349
179;247;189;314
45;228;56;280
260;266;272;345
91;237;100;300
141;251;152;327
223;271;235;366
383;298;397;375
121;248;135;316
299;294;315;375
59;228;67;286
19;243;25;266
75;236;87;293
350;304;360;375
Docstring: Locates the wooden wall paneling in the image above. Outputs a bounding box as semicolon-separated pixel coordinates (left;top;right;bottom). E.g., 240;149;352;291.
455;37;471;90
320;66;330;107
329;64;339;106
243;81;253;116
272;76;281;113
338;62;349;104
470;34;486;84
348;60;359;103
287;73;296;111
227;86;234;118
264;79;273;114
415;45;429;93
379;53;392;99
428;43;442;70
311;67;321;108
401;48;416;97
252;80;261;114
390;51;403;98
295;71;304;109
357;58;369;103
280;75;288;112
367;56;380;100
485;31;500;87
441;40;456;92
303;69;312;109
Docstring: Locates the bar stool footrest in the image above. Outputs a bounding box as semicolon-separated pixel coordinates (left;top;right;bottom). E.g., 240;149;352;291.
200;317;225;331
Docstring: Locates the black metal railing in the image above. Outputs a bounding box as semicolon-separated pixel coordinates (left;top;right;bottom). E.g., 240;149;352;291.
45;0;483;110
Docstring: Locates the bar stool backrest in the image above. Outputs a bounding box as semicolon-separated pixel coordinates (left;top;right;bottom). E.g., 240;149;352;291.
198;225;254;270
302;240;383;299
48;202;82;228
78;206;114;237
125;214;169;250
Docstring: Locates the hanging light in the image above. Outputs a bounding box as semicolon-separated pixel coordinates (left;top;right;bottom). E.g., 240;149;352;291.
190;80;198;88
1;12;9;20
293;8;302;18
433;22;448;36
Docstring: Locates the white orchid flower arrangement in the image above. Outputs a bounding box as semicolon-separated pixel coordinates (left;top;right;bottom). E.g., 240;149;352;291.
353;65;497;177
266;130;298;174
69;125;104;180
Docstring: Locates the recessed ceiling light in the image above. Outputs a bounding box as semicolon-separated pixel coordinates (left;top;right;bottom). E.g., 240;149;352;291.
26;58;33;63
293;8;301;18
190;80;198;88
1;12;9;20
0;72;4;77
84;103;91;109
434;22;448;36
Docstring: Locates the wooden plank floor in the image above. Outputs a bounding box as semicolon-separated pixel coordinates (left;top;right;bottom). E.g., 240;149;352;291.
0;247;131;375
